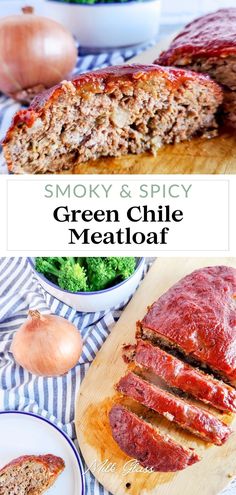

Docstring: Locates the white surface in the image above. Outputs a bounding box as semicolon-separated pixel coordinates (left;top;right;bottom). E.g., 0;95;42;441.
30;258;145;312
5;178;231;255
0;0;45;16
161;0;236;23
45;0;161;48
0;412;83;495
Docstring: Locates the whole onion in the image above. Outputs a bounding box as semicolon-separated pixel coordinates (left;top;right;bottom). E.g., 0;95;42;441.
0;6;77;103
11;310;83;377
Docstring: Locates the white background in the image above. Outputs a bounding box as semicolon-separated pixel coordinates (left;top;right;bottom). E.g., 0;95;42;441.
0;175;234;256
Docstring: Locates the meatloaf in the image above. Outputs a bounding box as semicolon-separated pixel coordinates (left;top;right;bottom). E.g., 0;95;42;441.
2;64;222;174
109;405;200;472
157;8;236;127
116;372;231;445
0;454;65;495
123;340;236;413
138;266;236;386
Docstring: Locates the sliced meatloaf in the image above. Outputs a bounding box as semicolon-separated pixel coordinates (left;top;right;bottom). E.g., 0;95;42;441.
116;372;231;445
0;454;65;495
138;266;236;386
109;405;200;472
156;9;236;127
123;340;236;413
2;64;222;174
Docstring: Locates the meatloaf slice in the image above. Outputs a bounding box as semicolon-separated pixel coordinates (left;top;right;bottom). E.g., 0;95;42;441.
2;64;222;174
116;372;231;445
109;405;200;472
138;266;236;386
123;340;236;413
0;454;65;495
156;8;236;127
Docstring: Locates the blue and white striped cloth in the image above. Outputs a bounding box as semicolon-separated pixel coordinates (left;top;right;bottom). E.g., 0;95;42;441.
0;257;148;495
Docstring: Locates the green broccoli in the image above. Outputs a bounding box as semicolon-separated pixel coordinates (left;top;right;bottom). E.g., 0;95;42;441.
35;257;88;292
107;257;136;280
58;260;88;292
35;257;136;293
85;258;116;291
86;257;136;291
35;257;65;283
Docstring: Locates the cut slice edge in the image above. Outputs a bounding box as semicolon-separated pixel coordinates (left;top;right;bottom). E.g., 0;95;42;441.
136;322;236;387
123;339;236;413
109;404;200;472
116;371;232;445
2;63;223;174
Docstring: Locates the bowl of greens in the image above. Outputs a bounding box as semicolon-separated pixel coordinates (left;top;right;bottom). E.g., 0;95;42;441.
29;257;145;312
44;0;161;49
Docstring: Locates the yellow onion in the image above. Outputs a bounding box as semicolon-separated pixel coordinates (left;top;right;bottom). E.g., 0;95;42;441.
11;310;83;376
0;6;77;103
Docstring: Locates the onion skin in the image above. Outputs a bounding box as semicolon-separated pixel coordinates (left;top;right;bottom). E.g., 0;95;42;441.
0;12;77;103
11;310;83;377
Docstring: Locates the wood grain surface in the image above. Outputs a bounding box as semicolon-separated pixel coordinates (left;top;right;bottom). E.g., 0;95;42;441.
75;258;236;495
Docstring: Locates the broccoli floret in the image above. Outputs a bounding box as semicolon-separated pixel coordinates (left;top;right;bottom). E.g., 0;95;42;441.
58;260;88;292
35;257;136;294
35;257;64;282
86;257;136;291
86;258;115;291
35;257;88;292
107;257;136;280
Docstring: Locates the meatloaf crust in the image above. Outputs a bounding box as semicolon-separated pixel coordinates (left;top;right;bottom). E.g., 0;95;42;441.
2;64;222;174
109;405;200;472
157;9;236;127
116;372;231;445
123;340;236;413
157;9;236;64
138;266;236;386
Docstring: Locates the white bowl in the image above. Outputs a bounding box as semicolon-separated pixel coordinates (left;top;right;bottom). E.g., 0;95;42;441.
28;258;145;313
44;0;161;49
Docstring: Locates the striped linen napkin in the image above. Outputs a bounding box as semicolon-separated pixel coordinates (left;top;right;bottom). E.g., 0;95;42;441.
0;257;148;495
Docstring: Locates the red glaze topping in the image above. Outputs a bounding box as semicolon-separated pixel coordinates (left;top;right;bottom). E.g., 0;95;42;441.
117;372;231;445
158;9;236;64
128;340;236;413
140;266;236;384
2;63;221;142
109;405;200;471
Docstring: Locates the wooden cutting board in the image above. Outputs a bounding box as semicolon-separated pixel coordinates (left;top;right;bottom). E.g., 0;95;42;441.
64;36;236;175
75;257;236;495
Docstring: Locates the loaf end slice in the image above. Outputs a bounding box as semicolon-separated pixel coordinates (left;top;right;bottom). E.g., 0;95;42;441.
156;9;236;127
0;454;65;495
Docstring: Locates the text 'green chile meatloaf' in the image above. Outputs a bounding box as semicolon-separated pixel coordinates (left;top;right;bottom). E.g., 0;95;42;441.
157;8;236;128
2;64;222;174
